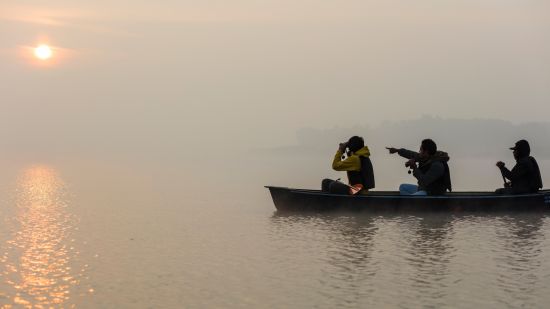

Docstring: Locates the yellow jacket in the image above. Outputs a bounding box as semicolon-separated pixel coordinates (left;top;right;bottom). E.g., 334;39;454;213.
332;146;371;171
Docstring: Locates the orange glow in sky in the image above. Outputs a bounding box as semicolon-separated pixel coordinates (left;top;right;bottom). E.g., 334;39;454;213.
34;44;53;60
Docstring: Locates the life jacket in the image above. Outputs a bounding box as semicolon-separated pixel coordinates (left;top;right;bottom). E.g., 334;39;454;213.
509;156;543;193
347;156;375;190
418;157;452;195
529;156;543;191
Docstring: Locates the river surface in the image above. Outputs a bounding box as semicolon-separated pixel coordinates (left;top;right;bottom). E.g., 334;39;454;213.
1;162;550;308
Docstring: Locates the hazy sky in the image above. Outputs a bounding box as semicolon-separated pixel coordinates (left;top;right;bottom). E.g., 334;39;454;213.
1;0;549;155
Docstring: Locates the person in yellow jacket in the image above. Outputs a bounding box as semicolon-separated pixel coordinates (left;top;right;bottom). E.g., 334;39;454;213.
322;136;375;195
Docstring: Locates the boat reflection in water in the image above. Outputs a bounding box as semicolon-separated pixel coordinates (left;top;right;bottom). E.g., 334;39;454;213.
1;166;86;308
268;212;548;307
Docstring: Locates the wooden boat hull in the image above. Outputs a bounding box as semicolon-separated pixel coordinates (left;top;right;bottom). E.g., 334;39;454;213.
266;186;550;212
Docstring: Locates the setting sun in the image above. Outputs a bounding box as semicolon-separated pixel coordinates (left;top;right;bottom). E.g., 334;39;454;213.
34;44;53;60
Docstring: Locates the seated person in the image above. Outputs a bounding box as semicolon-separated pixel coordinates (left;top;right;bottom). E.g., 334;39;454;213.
387;139;451;195
496;139;543;194
322;136;375;195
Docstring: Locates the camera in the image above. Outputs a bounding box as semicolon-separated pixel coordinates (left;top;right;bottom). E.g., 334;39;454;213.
340;142;349;160
405;159;416;174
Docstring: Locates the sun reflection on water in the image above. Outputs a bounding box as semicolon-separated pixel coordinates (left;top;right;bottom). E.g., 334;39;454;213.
1;166;85;308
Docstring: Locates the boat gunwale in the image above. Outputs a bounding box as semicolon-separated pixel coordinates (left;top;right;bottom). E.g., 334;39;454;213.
265;186;550;200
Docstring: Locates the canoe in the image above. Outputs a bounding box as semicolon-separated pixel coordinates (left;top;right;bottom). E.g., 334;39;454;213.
265;186;550;212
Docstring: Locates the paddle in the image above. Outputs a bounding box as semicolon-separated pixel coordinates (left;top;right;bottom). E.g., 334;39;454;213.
499;168;510;188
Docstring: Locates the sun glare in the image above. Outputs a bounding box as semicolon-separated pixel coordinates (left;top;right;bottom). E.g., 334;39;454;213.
34;44;53;60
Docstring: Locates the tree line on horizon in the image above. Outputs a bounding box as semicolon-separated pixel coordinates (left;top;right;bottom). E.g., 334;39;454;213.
267;116;550;159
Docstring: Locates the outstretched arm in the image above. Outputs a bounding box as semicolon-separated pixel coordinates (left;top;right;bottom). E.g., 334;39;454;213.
386;147;419;159
397;148;420;160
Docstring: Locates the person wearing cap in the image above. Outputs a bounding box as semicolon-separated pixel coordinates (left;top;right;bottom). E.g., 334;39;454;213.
322;136;375;195
496;140;543;194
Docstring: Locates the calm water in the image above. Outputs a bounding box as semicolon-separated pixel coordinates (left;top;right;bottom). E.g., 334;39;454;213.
1;163;550;308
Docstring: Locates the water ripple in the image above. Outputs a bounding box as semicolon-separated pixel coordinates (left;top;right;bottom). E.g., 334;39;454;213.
0;166;89;308
268;212;550;308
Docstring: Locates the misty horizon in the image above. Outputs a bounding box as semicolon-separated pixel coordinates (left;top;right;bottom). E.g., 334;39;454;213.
2;1;549;160
1;1;550;308
262;116;550;157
